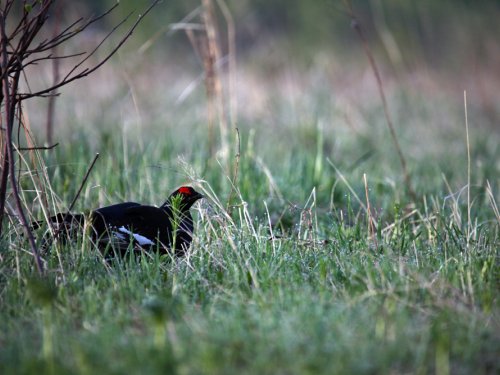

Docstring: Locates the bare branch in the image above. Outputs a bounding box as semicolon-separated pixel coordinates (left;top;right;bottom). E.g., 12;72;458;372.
0;12;44;274
26;3;120;54
18;0;161;100
0;3;53;81
61;11;133;83
2;2;117;81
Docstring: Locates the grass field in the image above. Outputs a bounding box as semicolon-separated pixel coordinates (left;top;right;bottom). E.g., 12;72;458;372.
1;3;499;374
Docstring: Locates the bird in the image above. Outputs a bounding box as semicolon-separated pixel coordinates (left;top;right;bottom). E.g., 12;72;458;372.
32;186;204;257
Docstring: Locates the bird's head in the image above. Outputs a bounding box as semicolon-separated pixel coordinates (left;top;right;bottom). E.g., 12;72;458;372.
162;186;203;210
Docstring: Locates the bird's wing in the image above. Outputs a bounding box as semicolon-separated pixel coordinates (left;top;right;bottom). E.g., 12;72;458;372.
117;205;171;246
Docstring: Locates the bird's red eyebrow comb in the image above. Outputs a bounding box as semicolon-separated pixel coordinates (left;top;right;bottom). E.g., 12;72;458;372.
179;186;191;195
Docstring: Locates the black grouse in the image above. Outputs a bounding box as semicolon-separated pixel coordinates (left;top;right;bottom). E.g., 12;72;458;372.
33;186;203;257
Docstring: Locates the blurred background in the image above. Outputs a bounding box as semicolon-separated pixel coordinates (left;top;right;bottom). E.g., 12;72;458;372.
29;1;498;129
19;0;500;206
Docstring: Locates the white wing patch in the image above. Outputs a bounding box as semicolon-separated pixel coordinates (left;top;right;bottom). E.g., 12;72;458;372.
117;226;155;246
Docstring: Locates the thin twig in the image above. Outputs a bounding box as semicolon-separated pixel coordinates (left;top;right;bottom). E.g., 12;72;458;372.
0;146;9;234
61;12;133;83
45;153;99;247
26;4;117;54
46;3;61;145
49;153;100;243
67;153;100;214
18;143;59;151
21;52;86;71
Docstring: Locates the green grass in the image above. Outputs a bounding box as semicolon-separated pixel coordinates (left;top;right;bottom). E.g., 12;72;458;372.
1;53;499;375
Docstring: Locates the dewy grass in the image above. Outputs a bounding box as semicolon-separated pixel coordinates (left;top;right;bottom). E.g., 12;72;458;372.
1;121;498;374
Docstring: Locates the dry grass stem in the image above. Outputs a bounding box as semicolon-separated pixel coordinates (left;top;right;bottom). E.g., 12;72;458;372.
343;1;416;201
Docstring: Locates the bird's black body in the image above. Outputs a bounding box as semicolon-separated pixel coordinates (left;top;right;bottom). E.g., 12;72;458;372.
34;186;203;257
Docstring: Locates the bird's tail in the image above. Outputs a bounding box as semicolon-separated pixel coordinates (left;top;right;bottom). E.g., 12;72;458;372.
31;213;86;250
31;212;85;231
